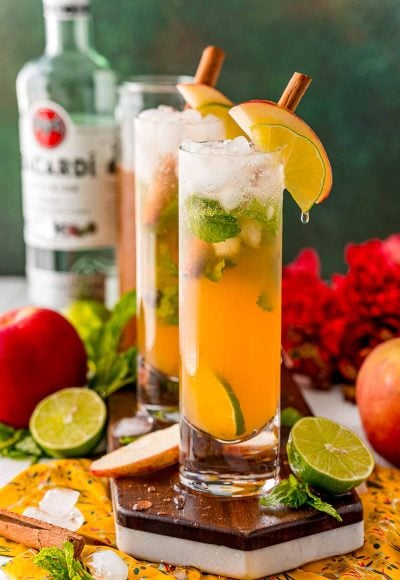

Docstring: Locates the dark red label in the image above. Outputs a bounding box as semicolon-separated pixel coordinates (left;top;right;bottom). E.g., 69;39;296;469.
33;108;66;148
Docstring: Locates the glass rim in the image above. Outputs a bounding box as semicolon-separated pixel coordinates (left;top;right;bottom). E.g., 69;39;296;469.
119;75;194;95
135;114;223;127
179;139;283;157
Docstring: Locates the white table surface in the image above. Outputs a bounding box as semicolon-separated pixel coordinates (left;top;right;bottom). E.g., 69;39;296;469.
0;276;390;487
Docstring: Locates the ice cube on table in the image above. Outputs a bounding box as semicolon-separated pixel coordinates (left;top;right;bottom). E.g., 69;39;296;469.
39;487;80;517
112;416;153;438
23;504;84;532
88;550;129;580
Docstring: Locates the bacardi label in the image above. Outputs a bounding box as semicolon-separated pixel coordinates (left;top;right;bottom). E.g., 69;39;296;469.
20;100;117;251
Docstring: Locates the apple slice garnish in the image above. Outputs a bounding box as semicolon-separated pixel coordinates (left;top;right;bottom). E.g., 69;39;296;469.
90;424;179;478
177;83;244;139
229;100;333;212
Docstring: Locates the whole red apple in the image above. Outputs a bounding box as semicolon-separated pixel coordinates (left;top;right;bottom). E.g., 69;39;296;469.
356;337;400;466
0;307;87;428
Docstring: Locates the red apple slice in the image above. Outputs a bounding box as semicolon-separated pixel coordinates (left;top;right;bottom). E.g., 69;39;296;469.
229;100;333;212
177;83;233;108
177;83;244;139
90;424;179;478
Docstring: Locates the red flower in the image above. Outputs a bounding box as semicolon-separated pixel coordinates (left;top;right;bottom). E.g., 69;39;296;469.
282;249;335;388
282;235;400;387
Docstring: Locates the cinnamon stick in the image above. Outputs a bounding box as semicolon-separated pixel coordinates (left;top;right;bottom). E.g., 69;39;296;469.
278;72;312;112
194;45;226;86
0;509;85;557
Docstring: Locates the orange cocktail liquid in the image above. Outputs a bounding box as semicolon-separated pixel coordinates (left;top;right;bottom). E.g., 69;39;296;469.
179;140;283;496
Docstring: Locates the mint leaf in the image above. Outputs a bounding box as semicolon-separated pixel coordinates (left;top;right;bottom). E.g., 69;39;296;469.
204;257;226;282
14;433;42;456
97;290;136;357
156;198;178;234
256;292;273;312
0;425;44;460
260;475;308;509
232;198;281;241
281;407;304;428
260;475;342;521
185;194;240;243
34;541;93;579
157;247;178;278
90;347;137;399
305;485;343;522
119;435;139;446
0;422;15;442
156;285;179;325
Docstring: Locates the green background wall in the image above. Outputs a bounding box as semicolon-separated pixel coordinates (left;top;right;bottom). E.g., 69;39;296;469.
1;0;399;277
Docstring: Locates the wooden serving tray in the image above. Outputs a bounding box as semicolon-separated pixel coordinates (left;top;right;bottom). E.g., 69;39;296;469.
108;370;364;579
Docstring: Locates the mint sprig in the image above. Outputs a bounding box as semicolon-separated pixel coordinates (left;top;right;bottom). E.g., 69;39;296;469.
260;474;342;521
33;541;93;579
185;194;240;243
0;423;43;461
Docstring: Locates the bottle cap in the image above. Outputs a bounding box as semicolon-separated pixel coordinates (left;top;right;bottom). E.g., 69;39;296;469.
43;0;90;13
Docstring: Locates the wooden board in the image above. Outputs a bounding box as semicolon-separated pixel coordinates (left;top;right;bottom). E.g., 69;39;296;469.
107;369;363;552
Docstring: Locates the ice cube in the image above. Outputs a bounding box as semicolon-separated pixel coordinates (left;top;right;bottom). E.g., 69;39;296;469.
180;108;202;122
240;222;262;248
88;550;129;580
113;416;153;438
213;237;241;258
226;136;251;152
23;505;84;532
39;488;79;517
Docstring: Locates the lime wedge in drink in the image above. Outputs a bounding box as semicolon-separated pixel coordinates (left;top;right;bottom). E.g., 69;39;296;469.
30;388;107;458
184;368;245;441
287;417;374;494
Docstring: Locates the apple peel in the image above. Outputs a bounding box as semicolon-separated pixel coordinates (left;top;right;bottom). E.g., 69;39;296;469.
90;424;179;478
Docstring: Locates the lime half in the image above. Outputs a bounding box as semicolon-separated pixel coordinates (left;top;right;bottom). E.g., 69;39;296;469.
30;388;107;458
287;417;374;494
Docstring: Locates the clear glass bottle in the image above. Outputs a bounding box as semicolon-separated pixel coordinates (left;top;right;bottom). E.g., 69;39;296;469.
16;0;117;309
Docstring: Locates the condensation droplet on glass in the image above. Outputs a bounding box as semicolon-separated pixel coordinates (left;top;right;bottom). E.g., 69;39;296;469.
301;211;310;224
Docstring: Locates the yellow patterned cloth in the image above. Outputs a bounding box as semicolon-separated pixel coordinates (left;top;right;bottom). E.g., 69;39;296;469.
0;460;399;579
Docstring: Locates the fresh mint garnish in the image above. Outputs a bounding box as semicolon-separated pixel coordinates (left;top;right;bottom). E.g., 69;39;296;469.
156;285;179;325
185;194;241;243
281;407;304;428
33;541;93;579
256;292;273;312
260;474;342;521
0;423;43;461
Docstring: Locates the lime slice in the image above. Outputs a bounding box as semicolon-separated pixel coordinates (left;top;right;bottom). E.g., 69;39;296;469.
229;100;333;212
183;368;245;441
198;103;244;139
30;388;107;458
287;417;374;494
251;124;327;212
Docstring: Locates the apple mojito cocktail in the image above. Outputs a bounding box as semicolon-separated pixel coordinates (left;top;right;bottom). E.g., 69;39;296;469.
178;73;333;496
179;137;284;495
135;106;223;422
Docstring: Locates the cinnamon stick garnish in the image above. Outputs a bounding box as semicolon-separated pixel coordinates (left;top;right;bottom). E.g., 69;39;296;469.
194;45;226;86
0;509;85;557
278;72;312;112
